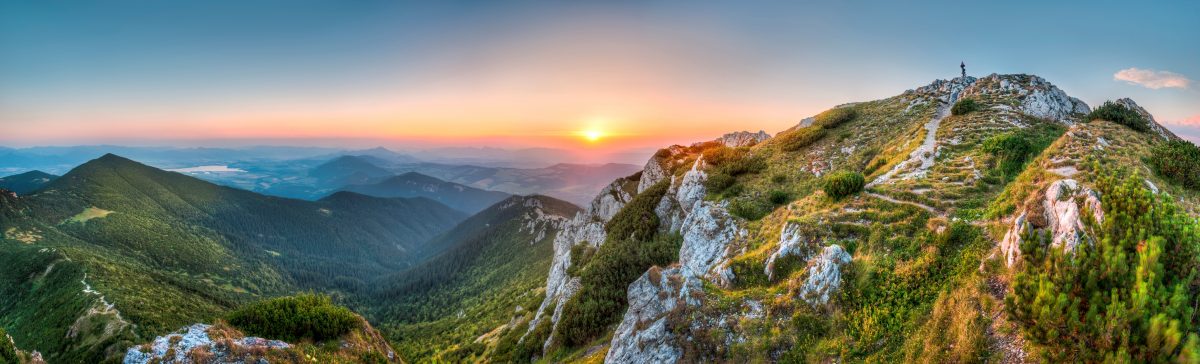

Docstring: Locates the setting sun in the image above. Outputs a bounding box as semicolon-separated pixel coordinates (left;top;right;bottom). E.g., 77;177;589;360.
581;128;605;142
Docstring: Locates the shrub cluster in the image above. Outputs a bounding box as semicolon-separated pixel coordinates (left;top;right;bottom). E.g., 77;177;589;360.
822;171;864;199
1008;169;1200;362
1149;139;1200;189
1087;101;1149;132
227;294;360;342
703;147;766;193
950;98;981;116
813;107;857;129
779;126;827;152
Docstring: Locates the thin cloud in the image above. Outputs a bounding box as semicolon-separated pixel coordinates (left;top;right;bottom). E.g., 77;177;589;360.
1114;68;1192;89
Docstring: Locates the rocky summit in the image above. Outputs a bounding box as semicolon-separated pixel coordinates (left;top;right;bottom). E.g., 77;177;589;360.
481;73;1200;363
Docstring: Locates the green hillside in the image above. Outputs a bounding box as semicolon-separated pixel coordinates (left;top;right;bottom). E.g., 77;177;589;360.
369;195;580;362
0;154;467;362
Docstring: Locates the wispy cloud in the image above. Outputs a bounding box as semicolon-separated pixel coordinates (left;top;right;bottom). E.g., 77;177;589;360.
1114;68;1192;89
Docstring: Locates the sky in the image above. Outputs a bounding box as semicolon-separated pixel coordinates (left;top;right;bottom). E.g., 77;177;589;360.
2;0;1198;158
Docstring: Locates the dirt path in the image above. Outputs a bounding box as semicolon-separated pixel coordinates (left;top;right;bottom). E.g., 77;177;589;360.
865;191;941;216
868;101;953;187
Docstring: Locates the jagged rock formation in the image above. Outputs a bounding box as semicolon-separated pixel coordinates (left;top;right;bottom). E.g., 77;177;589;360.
604;267;693;364
525;175;638;349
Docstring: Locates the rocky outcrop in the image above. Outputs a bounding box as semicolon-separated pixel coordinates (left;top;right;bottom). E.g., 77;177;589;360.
960;74;1090;123
1042;179;1103;253
525;177;636;348
123;324;290;364
717;130;771;147
797;245;853;306
678;201;742;279
1113;98;1177;140
513;196;571;245
676;158;708;216
765;222;808;281
605;154;746;363
604;267;697;364
1000;179;1104;267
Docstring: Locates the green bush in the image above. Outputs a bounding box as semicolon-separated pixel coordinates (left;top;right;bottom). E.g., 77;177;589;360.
1007;169;1200;362
227;294;361;342
779;126;826;152
950;98;981;116
1149;139;1200;189
822;171;864;199
1087;101;1149;132
813;107;857;129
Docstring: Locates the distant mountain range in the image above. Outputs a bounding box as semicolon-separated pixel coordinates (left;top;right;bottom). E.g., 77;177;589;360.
340;172;512;214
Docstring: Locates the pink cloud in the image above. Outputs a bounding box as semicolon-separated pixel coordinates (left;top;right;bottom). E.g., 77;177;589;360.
1114;68;1192;89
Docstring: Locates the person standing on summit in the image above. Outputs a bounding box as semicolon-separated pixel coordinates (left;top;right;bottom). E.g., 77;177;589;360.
961;61;966;78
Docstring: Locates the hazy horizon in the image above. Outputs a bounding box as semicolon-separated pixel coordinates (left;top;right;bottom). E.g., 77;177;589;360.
4;0;1198;152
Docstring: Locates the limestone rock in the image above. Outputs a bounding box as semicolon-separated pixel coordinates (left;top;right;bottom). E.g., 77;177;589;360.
604;267;695;364
717;130;771;147
798;245;852;306
764;222;808;281
999;179;1104;267
678;201;741;278
123;324;289;364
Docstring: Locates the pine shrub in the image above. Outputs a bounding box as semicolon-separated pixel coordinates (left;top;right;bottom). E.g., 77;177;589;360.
950;98;981;116
227;294;360;342
1087;101;1149;132
1149;139;1200;189
822;171;864;199
1007;169;1200;362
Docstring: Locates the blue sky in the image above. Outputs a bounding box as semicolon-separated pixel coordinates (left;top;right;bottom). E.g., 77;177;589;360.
1;0;1197;148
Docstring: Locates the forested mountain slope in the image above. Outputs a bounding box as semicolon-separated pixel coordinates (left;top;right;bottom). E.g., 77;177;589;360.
0;171;57;195
367;195;580;362
0;154;466;362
